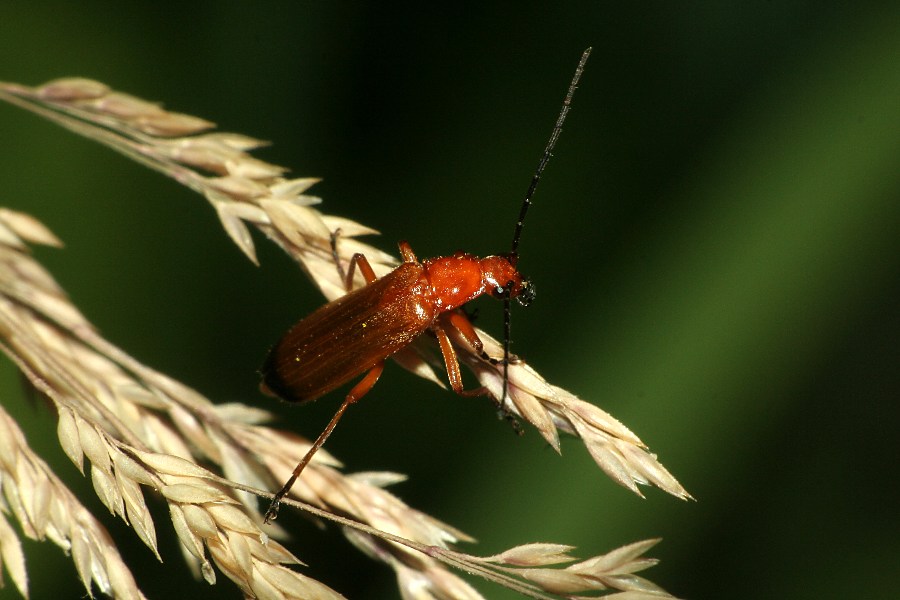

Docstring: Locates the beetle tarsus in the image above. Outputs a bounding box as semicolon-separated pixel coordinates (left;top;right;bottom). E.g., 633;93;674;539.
494;402;524;436
480;351;523;365
329;228;346;284
263;498;282;524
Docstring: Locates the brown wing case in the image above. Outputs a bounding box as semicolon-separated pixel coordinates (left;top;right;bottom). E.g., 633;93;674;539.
260;263;435;403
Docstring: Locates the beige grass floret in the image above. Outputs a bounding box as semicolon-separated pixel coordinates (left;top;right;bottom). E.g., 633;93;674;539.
0;405;145;599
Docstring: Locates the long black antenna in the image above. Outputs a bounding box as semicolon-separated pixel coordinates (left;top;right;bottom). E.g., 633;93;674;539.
500;48;591;413
510;47;591;257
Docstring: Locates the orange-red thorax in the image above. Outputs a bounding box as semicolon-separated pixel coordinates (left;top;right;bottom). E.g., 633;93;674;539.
417;252;525;312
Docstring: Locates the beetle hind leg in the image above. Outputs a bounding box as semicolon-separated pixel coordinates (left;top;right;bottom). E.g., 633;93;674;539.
264;361;385;523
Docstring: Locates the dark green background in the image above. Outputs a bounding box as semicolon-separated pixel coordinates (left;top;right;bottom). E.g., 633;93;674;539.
1;3;898;599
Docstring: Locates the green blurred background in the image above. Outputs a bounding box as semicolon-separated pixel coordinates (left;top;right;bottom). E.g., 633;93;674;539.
1;2;898;599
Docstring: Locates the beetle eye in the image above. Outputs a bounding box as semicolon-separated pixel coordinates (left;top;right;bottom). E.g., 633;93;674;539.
516;279;535;307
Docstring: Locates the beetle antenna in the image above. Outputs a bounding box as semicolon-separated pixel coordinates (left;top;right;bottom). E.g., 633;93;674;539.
510;47;591;257
500;48;590;412
501;294;513;417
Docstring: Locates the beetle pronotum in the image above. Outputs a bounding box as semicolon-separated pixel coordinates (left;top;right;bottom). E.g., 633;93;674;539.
261;48;591;522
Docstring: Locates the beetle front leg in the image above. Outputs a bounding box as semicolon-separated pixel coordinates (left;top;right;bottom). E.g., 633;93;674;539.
445;311;523;365
433;321;523;435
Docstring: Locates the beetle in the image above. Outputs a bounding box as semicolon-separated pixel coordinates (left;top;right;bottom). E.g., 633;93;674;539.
261;48;591;522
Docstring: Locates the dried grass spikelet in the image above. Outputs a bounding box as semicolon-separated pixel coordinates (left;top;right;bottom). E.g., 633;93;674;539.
0;77;688;598
0;208;677;600
0;76;690;502
0;209;344;599
0;405;145;600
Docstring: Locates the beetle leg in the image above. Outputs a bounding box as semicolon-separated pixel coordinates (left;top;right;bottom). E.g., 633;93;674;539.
329;228;346;281
445;311;523;365
264;361;385;523
445;311;484;355
397;241;418;263
486;353;525;365
344;253;378;291
437;316;524;435
330;228;378;292
433;322;488;397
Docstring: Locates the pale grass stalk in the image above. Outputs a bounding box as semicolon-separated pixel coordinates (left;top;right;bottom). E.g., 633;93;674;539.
0;76;688;599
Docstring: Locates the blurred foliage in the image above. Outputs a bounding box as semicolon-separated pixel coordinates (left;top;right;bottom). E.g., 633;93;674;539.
1;2;898;599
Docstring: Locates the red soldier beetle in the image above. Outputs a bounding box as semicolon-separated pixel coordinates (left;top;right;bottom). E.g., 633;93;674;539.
261;48;591;522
